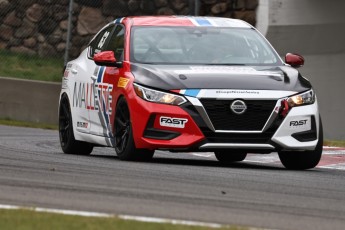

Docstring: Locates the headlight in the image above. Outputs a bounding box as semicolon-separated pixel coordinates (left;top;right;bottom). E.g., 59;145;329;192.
287;90;315;107
133;83;187;105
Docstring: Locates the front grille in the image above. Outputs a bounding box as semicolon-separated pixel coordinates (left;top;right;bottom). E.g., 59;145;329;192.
200;99;277;131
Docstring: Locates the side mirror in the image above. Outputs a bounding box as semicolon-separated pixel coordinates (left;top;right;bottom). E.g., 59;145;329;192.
285;53;304;68
93;51;122;68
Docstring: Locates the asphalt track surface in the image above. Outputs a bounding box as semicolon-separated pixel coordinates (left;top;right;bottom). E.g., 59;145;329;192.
1;125;345;230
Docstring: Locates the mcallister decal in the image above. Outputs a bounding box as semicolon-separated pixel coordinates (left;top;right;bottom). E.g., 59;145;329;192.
73;82;113;115
117;77;129;88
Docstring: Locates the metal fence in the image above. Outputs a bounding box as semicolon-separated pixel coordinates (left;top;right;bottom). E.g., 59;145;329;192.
0;0;257;81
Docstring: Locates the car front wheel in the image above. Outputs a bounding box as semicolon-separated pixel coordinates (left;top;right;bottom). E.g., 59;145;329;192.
278;118;323;170
114;97;154;161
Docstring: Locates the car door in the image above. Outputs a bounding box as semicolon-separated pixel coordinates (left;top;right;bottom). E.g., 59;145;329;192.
69;27;116;136
88;24;125;139
72;24;115;138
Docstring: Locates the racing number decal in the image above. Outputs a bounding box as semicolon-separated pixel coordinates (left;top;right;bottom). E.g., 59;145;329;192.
98;31;110;49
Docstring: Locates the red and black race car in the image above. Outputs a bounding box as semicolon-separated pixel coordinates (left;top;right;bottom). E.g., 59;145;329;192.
59;16;322;169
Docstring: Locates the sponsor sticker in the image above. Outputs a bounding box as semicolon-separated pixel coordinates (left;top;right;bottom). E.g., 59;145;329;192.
77;121;88;128
160;116;188;129
117;77;129;88
288;117;311;130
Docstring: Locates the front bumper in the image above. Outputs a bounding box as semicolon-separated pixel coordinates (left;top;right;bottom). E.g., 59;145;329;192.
129;91;320;152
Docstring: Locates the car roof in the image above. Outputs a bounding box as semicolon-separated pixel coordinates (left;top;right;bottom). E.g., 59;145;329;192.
115;16;252;28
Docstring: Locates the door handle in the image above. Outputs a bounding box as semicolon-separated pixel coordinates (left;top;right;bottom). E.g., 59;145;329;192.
91;75;97;81
71;69;78;74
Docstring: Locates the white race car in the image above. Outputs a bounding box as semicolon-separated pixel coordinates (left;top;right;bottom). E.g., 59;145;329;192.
59;16;323;170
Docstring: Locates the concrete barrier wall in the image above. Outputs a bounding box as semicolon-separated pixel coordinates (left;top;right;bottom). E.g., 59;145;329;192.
257;0;345;140
0;77;61;124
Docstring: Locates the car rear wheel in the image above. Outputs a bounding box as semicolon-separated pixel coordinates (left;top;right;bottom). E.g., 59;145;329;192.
278;118;323;170
214;151;247;163
114;97;154;161
59;94;93;155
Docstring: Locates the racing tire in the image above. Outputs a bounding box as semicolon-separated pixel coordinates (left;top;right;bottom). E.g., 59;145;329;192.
114;97;154;161
59;94;93;155
278;118;323;170
214;151;247;163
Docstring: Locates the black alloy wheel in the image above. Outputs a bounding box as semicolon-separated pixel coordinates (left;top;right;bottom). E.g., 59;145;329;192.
114;98;131;154
278;118;323;170
114;97;154;161
58;94;93;155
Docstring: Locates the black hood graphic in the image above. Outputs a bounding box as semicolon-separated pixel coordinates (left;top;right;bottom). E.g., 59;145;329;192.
131;63;311;92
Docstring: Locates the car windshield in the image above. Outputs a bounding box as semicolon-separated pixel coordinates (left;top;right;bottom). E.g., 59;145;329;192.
130;26;281;65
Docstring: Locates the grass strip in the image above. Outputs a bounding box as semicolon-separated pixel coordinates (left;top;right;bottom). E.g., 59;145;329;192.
323;140;345;148
0;209;242;230
0;118;58;130
0;49;63;82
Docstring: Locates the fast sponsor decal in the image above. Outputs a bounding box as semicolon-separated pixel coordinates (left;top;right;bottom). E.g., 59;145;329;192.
117;77;129;88
160;116;188;128
290;120;307;127
288;117;311;130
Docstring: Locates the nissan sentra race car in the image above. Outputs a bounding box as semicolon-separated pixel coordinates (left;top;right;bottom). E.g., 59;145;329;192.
59;16;323;170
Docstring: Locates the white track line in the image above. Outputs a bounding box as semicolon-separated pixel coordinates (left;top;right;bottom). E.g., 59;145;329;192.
0;204;223;228
118;215;222;228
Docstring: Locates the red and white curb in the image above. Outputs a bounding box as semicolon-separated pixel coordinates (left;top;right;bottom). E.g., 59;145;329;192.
192;146;345;170
318;146;345;170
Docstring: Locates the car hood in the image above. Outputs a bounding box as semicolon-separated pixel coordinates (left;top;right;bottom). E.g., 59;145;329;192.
131;63;311;92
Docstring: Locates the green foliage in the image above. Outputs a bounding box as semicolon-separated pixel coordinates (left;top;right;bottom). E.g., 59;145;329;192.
0;49;63;82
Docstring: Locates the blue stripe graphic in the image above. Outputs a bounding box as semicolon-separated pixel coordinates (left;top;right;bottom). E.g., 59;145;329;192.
97;66;105;83
184;89;200;97
102;100;109;128
115;17;124;23
195;18;212;26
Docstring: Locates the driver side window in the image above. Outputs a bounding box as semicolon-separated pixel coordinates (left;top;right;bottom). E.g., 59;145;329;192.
105;25;125;61
89;25;115;58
